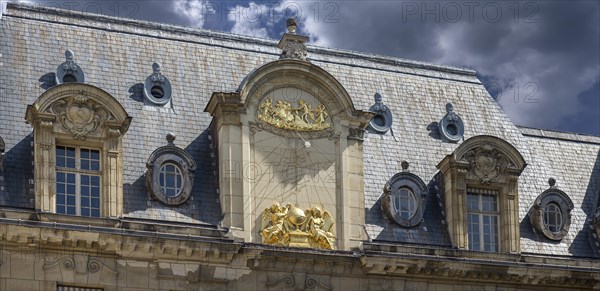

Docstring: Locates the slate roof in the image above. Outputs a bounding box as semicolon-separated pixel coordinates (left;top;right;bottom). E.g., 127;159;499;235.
0;3;598;257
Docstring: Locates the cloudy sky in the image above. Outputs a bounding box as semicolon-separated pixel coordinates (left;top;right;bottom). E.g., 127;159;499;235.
15;0;600;135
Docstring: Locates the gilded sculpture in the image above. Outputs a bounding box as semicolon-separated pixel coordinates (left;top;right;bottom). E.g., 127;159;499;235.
260;203;335;250
258;98;330;131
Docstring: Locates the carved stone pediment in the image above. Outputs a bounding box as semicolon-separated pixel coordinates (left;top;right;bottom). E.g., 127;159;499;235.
48;95;114;140
461;144;514;184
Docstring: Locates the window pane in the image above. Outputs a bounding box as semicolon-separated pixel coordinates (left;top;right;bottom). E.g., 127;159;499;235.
81;208;90;217
91;150;99;160
467;193;479;211
544;203;562;233
67;173;75;184
91;161;100;171
81;160;90;170
67;206;76;215
91;209;100;217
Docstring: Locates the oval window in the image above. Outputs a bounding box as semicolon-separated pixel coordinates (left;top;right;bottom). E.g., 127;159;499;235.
159;163;183;197
393;188;417;220
544;202;563;233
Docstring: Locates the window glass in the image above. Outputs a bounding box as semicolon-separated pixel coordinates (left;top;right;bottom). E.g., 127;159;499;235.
393;187;416;220
55;146;101;217
544;203;563;233
467;189;499;252
159;163;183;197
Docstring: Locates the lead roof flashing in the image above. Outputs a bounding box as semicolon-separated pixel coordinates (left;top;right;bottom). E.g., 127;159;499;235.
5;2;477;78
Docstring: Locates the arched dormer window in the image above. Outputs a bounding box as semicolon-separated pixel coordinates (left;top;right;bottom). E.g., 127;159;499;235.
437;135;526;253
25;84;131;218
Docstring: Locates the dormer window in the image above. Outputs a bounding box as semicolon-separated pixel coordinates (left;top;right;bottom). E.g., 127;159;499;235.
146;133;196;205
529;178;574;241
437;135;526;253
25;83;131;218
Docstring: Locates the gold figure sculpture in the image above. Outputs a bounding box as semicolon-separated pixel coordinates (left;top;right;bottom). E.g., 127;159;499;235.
258;98;330;131
260;203;335;250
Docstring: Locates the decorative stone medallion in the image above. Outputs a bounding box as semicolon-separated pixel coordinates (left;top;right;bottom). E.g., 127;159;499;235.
49;95;111;140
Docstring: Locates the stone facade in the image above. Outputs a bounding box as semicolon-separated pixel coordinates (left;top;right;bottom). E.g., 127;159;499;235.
1;3;599;290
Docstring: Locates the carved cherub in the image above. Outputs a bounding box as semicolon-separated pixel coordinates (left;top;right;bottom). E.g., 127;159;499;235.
305;207;335;250
260;203;288;245
314;105;329;127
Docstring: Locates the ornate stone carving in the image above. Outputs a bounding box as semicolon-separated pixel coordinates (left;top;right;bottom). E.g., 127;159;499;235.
278;17;309;61
260;202;335;250
49;95;112;140
281;39;308;61
257;98;330;131
266;274;332;290
43;255;117;276
462;144;511;184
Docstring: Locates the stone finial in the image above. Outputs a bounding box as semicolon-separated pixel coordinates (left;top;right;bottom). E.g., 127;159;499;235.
548;177;557;188
401;160;409;172
278;17;309;61
286;17;298;34
446;102;454;113
152;62;162;74
374;92;383;103
65;49;74;61
166;133;176;145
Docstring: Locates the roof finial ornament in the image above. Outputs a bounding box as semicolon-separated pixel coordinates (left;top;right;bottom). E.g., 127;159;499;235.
278;16;309;61
548;177;557;188
166;133;176;145
286;17;298;34
152;62;161;74
65;49;74;61
401;160;409;172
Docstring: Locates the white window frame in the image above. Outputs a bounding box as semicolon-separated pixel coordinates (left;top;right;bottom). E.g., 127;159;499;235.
55;145;102;217
467;188;500;252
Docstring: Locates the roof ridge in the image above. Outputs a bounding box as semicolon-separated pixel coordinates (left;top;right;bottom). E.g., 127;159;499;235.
5;2;476;76
517;125;600;144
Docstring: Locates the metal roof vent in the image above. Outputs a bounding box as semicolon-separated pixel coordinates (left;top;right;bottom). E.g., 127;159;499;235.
56;49;85;84
438;102;464;142
143;62;172;106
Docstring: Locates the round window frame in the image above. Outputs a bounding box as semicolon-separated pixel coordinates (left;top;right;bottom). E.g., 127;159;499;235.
143;75;172;106
530;189;573;241
382;172;427;227
368;104;393;134
147;152;195;206
438;114;464;143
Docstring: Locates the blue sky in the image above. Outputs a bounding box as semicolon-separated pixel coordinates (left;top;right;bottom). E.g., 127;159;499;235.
13;0;600;135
